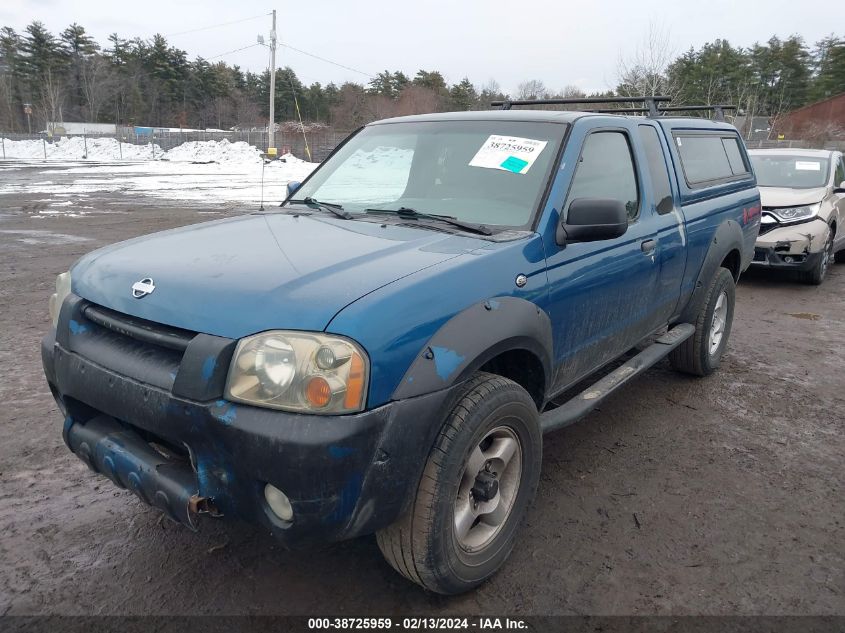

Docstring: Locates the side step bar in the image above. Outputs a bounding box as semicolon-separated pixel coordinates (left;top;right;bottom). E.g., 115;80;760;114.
540;323;695;434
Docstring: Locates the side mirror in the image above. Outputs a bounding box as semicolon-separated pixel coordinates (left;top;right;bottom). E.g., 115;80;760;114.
833;181;845;195
286;181;302;198
556;198;629;246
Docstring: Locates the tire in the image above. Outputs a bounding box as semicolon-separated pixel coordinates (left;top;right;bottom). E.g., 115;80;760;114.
670;267;735;376
835;249;845;264
802;229;834;285
376;372;542;594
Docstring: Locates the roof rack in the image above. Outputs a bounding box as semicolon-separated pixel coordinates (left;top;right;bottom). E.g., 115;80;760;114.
491;96;671;116
490;96;736;121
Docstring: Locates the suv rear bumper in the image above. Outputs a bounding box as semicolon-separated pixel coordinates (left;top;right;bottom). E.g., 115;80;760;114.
42;328;457;546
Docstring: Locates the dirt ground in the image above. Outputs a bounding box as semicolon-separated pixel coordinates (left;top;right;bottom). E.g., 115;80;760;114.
1;163;843;616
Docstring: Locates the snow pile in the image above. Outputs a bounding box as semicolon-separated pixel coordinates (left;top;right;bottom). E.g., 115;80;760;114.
1;137;160;160
265;152;320;183
53;137;159;160
162;139;263;164
0;138;47;158
0;137;322;170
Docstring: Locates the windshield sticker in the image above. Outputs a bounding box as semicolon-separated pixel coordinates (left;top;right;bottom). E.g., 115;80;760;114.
469;135;548;174
795;161;821;171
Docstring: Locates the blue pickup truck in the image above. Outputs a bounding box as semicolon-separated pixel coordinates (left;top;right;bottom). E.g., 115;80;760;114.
42;98;760;594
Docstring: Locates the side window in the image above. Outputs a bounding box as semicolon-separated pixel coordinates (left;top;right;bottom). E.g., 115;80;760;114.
567;131;639;220
638;125;674;214
722;137;749;176
675;133;748;186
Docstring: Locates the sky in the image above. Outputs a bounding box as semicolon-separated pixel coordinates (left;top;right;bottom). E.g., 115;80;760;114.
0;0;839;95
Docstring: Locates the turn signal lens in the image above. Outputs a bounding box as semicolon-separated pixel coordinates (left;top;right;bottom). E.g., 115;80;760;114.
344;352;365;410
305;376;332;408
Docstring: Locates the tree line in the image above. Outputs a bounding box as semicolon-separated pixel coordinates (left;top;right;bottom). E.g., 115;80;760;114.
0;21;843;134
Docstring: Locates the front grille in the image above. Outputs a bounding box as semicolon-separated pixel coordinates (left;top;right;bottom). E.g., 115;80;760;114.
68;302;197;391
82;303;196;352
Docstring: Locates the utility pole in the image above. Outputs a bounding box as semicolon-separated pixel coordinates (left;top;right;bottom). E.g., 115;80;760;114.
268;9;277;154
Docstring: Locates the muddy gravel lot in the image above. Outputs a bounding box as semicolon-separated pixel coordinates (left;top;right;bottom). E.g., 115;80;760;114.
0;163;843;616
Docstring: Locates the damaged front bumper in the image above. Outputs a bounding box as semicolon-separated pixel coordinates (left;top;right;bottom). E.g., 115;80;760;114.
751;220;830;271
42;295;459;546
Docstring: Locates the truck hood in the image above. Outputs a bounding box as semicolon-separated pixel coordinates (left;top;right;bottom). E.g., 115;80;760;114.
759;186;826;208
71;213;481;339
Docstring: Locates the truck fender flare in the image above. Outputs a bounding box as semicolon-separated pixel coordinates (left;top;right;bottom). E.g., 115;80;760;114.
679;219;744;323
391;296;554;401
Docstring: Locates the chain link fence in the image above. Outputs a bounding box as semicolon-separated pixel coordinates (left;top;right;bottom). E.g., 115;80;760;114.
0;127;352;162
744;139;845;150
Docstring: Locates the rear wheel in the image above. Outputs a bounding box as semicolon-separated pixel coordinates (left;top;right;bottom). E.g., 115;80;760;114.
670;267;735;376
376;372;542;594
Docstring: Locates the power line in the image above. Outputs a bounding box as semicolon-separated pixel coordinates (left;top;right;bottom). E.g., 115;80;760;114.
165;13;269;38
207;43;262;61
280;43;374;79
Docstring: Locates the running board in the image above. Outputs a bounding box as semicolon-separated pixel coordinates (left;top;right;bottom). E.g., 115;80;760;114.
539;323;695;435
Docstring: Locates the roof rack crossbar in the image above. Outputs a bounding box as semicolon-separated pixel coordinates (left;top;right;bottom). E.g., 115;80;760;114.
490;98;736;121
491;95;671;116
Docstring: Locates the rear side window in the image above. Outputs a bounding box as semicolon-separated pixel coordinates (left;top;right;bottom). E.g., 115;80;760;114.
722;137;748;176
675;133;749;186
567;131;639;220
638;126;674;214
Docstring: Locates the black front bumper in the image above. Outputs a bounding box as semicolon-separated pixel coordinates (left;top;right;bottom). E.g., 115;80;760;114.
750;246;823;271
43;296;458;546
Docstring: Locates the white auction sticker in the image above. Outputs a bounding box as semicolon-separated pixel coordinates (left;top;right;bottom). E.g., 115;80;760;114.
795;161;821;171
469;135;548;174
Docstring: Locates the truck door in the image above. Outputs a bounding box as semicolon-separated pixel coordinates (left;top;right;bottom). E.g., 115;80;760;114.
636;123;687;324
541;123;662;393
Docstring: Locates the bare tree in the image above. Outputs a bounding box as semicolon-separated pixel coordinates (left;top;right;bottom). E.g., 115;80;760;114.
39;68;65;128
517;79;547;100
394;85;442;116
80;54;114;122
616;22;679;100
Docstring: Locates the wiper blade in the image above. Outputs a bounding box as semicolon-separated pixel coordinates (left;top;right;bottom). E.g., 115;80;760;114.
365;207;493;236
289;197;354;220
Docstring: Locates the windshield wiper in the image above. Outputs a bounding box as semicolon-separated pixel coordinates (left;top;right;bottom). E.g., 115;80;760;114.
288;197;354;220
365;207;493;236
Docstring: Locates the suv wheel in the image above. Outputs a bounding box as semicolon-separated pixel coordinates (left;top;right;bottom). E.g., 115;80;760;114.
376;372;542;594
802;229;834;285
670;267;735;376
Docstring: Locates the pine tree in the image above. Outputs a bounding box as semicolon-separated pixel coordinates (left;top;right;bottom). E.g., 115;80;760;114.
449;78;478;111
811;35;845;101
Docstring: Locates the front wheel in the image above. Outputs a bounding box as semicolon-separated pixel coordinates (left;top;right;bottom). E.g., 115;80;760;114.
376;372;542;594
670;267;736;376
801;229;834;285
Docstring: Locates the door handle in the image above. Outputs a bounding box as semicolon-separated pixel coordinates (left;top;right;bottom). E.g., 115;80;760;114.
641;239;656;255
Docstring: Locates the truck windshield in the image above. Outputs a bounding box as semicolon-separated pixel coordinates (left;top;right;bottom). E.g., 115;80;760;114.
750;154;830;189
290;120;567;229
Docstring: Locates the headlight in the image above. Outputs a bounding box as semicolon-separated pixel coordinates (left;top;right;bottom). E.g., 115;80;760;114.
48;271;71;327
770;203;820;224
225;331;369;414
